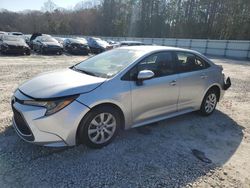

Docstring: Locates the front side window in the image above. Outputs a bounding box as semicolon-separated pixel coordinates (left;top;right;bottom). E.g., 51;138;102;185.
176;52;210;73
137;52;175;78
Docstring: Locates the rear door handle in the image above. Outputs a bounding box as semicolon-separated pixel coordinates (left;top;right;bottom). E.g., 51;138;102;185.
170;80;177;86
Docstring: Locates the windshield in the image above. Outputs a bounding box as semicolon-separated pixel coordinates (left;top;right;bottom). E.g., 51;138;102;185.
77;38;88;44
70;38;86;44
74;49;144;78
39;36;57;42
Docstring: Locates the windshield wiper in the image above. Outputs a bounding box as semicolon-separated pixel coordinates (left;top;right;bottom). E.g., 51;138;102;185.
71;66;98;77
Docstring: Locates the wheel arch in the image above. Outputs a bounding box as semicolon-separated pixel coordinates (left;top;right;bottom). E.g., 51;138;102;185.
202;84;222;103
75;102;125;145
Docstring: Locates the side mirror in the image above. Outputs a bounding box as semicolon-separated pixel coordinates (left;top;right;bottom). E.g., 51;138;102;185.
137;70;154;80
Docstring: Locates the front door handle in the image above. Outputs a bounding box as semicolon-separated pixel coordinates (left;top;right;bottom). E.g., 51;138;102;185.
170;80;177;86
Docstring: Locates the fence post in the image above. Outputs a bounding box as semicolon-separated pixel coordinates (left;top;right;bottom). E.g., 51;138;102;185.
189;39;192;49
205;40;209;55
224;40;229;57
247;42;250;60
175;38;178;47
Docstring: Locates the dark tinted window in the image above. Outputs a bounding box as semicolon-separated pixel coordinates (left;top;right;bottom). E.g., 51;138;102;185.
124;52;175;80
175;52;210;73
137;52;175;77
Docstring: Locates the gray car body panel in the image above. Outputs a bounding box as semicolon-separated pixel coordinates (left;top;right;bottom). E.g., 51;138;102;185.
12;46;227;146
19;69;106;99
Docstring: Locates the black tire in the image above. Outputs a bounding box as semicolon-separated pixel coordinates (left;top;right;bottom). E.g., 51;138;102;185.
26;50;31;55
78;106;121;148
40;47;44;54
199;89;218;116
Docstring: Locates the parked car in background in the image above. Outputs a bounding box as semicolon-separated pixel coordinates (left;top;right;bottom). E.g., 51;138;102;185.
0;35;30;55
29;33;50;49
87;37;112;54
120;41;145;46
32;35;63;55
0;31;7;35
63;38;90;55
11;46;231;148
9;32;31;46
106;40;120;48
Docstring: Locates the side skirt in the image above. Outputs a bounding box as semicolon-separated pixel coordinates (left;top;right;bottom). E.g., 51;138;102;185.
130;108;195;129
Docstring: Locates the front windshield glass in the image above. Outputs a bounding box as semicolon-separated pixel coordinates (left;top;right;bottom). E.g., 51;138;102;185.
76;38;88;44
74;49;144;78
96;39;109;46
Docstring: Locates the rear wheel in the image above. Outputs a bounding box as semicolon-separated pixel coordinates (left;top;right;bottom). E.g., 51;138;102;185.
199;89;218;116
78;106;121;148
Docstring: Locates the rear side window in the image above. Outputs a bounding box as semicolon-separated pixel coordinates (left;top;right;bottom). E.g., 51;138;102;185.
175;52;210;73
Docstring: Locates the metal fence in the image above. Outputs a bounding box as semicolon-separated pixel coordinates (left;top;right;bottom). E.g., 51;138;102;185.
56;35;250;59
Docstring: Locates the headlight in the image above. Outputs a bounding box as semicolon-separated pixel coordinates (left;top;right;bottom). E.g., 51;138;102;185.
23;95;78;116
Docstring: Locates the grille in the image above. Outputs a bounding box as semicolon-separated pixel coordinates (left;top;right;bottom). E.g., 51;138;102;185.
8;45;24;50
13;108;32;136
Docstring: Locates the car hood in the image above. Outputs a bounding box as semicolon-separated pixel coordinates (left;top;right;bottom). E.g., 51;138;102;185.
4;40;27;47
19;68;106;99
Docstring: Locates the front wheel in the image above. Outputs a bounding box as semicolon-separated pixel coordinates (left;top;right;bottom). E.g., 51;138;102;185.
26;50;31;55
78;106;121;148
199;89;218;116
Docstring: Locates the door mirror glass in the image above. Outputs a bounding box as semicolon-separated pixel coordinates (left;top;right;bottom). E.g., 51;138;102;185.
137;70;154;80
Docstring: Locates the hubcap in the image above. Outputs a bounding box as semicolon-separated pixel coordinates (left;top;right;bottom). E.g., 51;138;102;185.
205;93;217;113
88;113;116;144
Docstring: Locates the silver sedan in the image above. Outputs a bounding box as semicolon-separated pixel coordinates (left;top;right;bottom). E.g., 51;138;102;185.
11;46;231;148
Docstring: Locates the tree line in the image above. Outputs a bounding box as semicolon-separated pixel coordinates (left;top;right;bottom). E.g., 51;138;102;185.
0;0;249;40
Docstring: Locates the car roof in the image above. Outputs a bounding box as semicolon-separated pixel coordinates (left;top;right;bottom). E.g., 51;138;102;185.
118;45;213;65
119;45;198;54
9;32;23;34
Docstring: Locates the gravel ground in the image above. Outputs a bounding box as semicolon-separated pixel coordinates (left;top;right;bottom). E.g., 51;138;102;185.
0;54;249;188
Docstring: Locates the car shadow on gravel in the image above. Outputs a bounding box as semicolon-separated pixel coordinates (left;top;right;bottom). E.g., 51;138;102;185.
0;110;244;187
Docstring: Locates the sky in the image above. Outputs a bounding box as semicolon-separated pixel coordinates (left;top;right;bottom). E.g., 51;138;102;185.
0;0;81;11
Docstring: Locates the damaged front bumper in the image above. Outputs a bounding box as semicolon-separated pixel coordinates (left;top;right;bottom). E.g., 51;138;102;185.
223;77;231;90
